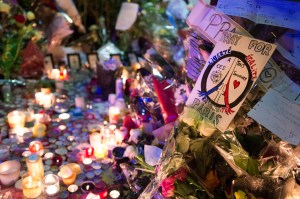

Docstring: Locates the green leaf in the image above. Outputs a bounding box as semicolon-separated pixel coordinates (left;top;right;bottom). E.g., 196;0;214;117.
175;181;195;196
230;143;249;171
247;158;259;175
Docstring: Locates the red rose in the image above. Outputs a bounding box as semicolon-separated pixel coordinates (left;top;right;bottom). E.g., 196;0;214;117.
161;176;176;198
173;167;188;182
14;14;26;24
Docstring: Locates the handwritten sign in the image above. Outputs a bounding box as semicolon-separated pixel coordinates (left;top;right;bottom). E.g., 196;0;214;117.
186;1;252;45
216;0;300;31
248;89;300;145
186;32;276;132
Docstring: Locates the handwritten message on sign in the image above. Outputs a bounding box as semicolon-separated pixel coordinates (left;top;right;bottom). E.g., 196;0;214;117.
186;32;276;132
248;89;300;145
217;0;300;31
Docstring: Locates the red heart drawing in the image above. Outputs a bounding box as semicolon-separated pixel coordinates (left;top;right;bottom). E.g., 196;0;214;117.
233;80;240;89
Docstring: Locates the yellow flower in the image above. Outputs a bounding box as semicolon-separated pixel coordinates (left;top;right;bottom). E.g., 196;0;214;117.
26;11;35;21
0;2;10;14
234;190;247;199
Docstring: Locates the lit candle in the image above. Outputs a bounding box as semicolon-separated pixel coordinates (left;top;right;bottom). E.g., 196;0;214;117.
59;113;70;120
89;132;101;148
85;147;94;158
83;158;93;171
108;106;120;124
94;145;108;159
109;190;121;199
41;93;55;109
42;174;59;197
32;123;47;138
81;181;95;192
7;111;25;129
44;152;54;159
22;173;42;198
51;69;60;80
58;166;76;185
58;124;67;131
35;92;43;105
29;141;44;156
68;184;78;193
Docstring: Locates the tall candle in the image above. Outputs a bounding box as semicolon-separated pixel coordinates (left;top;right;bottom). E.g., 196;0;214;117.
89;132;101;148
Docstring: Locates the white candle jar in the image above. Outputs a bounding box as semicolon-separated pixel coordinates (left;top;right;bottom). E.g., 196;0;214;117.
7;111;25;129
42;174;60;197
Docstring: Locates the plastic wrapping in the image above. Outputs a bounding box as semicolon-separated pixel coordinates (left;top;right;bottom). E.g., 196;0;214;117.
20;41;44;79
183;30;212;82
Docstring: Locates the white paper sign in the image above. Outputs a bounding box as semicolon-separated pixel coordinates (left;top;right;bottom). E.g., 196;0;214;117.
216;0;300;31
186;32;276;132
115;3;139;31
144;145;162;166
248;89;300;145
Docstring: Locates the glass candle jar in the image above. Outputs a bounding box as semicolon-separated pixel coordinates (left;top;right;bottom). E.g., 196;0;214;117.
42;174;60;197
58;166;76;186
54;94;70;113
7;111;25;129
0;160;21;186
22;172;42;199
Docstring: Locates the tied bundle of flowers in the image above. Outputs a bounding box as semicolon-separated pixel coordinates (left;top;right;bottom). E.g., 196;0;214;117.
0;1;41;79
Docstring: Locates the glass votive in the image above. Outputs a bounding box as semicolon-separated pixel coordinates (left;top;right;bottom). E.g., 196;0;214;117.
58;165;76;186
82;158;93;171
0;145;10;162
58;113;70;121
22;172;42;198
94;145;108;159
54;94;70;113
0;160;21;186
7;111;25;129
68;184;78;199
42;174;60;198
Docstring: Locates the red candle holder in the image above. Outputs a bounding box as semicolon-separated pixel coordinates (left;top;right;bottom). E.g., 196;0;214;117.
29;141;44;156
85;147;94;158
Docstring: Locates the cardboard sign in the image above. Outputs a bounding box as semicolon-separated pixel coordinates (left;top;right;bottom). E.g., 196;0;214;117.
248;89;300;145
186;32;276;132
186;1;252;45
217;0;300;31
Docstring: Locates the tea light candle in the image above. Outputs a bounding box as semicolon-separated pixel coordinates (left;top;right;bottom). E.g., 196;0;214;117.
89;132;101;148
94;145;108;159
83;158;93;170
59;113;70;120
7;111;26;129
44;152;54;159
42;174;59;197
29;141;44;156
68;184;78;193
81;181;95;192
108;106;120;124
109;190;120;199
85;147;94;158
58;124;67;131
